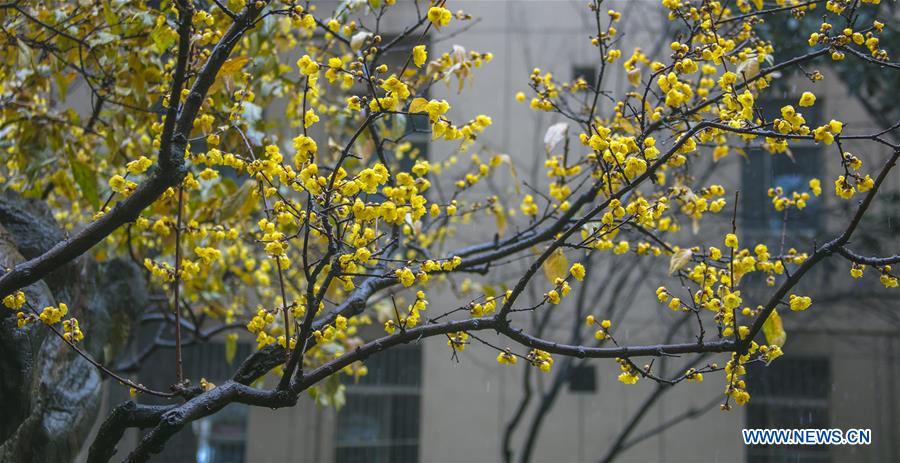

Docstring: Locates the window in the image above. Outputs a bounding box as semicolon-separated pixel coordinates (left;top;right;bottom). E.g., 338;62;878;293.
196;404;248;463
742;146;822;236
362;36;430;182
568;364;597;393
572;65;597;89
189;342;252;463
745;357;831;463
741;97;822;243
137;341;251;463
335;344;422;463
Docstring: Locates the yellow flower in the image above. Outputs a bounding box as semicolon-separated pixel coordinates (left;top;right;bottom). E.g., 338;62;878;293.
547;290;560;304
725;233;738;249
809;178;822;196
396;267;416;287
346;95;361;112
828;119;843;134
39;303;68;325
618;372;639;384
427;6;452;28
448;332;469;351
656;286;669;302
668;297;681;311
686;369;703;382
412;45;427;67
834;176;856;199
62;318;84;343
2;291;26;310
109;175;127;194
194;246;222;265
304;109;319;128
198;168;218;181
296;55;319;76
151;219;170;237
126;156;153;175
496;350;518;365
569;263;586;281
292;135;318;164
446;202;458;215
723;291;742;309
798;91;816;107
789;294;812;311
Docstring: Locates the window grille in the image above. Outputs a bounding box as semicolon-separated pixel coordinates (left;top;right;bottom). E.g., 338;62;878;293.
746;357;831;463
741;97;823;244
335;344;422;463
568;364;597;393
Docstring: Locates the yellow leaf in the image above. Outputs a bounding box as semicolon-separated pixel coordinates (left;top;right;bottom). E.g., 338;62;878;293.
220;56;249;76
495;154;520;194
542;248;568;283
762;309;787;347
494;206;507;237
409;97;429;114
225;333;238;364
668;248;692;275
627;68;642;87
210;56;249;93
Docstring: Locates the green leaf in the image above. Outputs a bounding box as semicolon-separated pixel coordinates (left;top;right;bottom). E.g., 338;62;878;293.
68;152;99;210
103;1;122;35
150;18;176;54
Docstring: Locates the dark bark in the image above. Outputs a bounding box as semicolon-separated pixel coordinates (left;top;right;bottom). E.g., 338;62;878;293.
0;191;148;463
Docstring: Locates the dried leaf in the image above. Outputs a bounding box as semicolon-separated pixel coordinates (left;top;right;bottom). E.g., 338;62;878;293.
543;122;569;153
736;54;760;81
219;180;255;221
210;56;249;93
627;68;642;87
668;248;693;275
350;32;372;51
542;248;568;283
496;154;520;194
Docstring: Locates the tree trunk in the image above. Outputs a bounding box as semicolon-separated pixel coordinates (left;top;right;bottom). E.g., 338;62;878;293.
0;191;148;463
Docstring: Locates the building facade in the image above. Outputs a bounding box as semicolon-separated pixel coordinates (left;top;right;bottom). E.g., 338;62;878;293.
78;1;900;462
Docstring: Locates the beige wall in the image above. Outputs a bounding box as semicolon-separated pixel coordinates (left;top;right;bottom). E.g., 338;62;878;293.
75;1;900;462
240;2;899;463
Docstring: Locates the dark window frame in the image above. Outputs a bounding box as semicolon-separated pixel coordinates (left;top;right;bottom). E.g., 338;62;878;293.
335;344;423;463
745;356;831;463
572;65;598;89
740;96;823;245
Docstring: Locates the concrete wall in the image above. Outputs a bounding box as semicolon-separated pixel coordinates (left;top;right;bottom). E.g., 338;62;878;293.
237;2;899;463
74;1;900;462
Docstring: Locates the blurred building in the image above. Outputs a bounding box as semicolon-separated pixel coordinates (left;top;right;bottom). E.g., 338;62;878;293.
79;1;900;462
